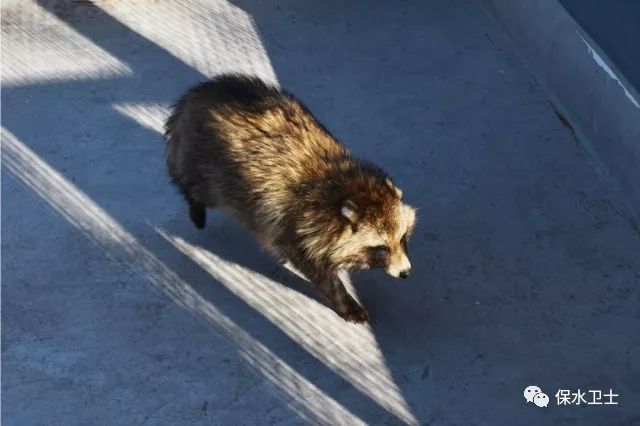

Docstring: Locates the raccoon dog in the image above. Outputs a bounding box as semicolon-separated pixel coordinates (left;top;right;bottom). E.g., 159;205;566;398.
165;74;416;323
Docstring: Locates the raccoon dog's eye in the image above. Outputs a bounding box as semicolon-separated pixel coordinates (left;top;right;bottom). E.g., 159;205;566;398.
371;245;390;255
400;233;408;249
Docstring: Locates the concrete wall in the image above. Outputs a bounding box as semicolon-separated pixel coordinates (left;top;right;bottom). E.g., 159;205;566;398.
481;0;640;220
559;0;640;91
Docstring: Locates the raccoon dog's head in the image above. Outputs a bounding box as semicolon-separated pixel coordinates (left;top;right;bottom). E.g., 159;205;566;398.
335;178;416;278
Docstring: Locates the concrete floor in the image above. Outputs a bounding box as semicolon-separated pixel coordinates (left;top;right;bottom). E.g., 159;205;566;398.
2;1;639;425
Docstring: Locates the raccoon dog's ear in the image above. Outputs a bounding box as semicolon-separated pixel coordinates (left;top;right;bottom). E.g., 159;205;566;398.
385;178;403;199
341;200;359;225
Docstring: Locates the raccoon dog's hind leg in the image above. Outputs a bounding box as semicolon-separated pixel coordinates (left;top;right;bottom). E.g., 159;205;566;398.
171;176;207;230
188;198;206;230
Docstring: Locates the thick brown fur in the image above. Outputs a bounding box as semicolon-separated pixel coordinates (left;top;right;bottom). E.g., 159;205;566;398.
165;74;416;323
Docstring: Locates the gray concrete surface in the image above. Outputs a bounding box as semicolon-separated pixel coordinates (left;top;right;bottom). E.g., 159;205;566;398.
2;1;640;425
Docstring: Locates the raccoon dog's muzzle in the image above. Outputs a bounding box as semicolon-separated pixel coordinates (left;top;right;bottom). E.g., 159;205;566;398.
386;251;411;279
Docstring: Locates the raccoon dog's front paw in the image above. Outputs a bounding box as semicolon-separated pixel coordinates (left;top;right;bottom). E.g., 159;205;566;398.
340;298;370;324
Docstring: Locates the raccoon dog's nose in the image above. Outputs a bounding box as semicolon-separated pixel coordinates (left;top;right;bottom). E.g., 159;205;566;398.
399;269;410;279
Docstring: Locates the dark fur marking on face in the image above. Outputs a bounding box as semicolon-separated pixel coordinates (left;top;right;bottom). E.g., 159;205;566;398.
366;245;390;268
